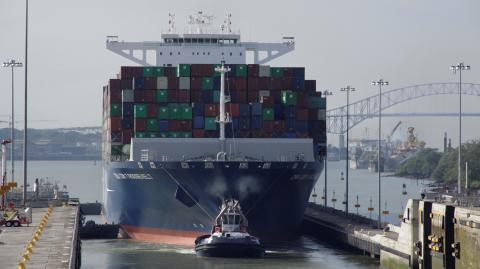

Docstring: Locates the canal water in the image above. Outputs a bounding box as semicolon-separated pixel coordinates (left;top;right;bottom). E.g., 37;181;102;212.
8;160;430;268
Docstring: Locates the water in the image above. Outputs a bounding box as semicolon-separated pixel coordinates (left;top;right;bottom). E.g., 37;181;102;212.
7;160;429;268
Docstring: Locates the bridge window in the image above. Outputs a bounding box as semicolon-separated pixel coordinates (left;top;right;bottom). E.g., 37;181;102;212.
229;52;232;56
160;52;163;56
240;52;242;56
192;52;195;55
222;52;225;55
178;52;180;55
169;52;172;56
203;52;205;55
192;39;198;43
208;52;210;55
211;39;217;43
185;38;191;43
173;39;178;43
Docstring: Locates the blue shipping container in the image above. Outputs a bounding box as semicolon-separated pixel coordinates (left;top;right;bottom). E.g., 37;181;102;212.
213;77;221;90
274;104;283;120
122;102;134;117
251;116;262;129
239;104;250;117
286;132;297;138
159;120;169;132
239;117;250;130
284;106;296;119
231;117;239;130
192;102;204;116
286;119;296;132
295;120;308;132
251;103;262;116
292;67;305;79
193;116;205;129
111;131;122;142
122;117;134;129
201;90;213;103
133;77;145;90
291;78;305;91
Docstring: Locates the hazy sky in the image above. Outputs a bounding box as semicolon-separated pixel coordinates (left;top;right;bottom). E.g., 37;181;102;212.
0;0;479;148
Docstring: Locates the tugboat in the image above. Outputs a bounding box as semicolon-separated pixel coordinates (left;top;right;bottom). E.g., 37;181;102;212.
194;199;265;258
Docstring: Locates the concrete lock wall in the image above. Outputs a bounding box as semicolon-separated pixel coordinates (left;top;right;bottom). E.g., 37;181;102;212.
453;207;480;269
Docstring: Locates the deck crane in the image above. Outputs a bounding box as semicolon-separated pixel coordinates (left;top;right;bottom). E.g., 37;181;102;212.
387;121;402;144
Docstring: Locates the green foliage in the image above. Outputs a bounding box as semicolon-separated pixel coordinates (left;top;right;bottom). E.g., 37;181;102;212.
396;148;442;178
432;141;480;185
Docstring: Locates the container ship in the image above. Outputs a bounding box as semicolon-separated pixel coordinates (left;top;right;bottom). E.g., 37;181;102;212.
102;12;327;245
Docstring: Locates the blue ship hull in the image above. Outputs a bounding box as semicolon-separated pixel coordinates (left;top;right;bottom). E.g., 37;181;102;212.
103;160;323;245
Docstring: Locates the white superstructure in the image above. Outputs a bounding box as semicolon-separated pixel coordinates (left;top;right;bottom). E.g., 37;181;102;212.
106;11;295;66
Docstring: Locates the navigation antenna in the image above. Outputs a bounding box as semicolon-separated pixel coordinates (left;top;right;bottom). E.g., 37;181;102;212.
215;61;231;161
188;11;214;34
168;13;176;34
221;13;232;33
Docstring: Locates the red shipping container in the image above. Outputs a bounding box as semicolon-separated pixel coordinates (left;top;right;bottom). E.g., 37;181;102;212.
273;120;285;132
169;120;181;132
270;90;281;103
226;104;240;117
164;67;176;77
109;117;122;131
247;64;259;77
296;132;309;138
179;120;192;131
269;78;282;90
190;89;202;103
134;119;146;131
233;90;247;103
144;77;157;89
263;121;274;132
131;66;143;78
167;89;178;102
109;88;122;103
235;77;247;90
120;66;133;79
248;90;259;103
297;92;308;108
296;109;309;121
247;77;259;91
305;80;316;91
261;96;275;107
283;67;293;77
109;79;121;91
204;104;218;117
122;130;133;144
121;78;132;89
238;131;250;138
260;131;274;138
193;129;205;138
168;77;179;89
190;77;203;89
133;91;145;102
178;90;191;103
258;77;269;90
144;90;156;103
147;104;158;118
190;64;203;77
202;64;214;77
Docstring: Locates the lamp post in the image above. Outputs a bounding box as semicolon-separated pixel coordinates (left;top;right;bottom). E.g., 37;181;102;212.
23;0;29;207
450;62;470;195
322;90;333;207
372;79;388;228
3;59;23;185
340;86;355;214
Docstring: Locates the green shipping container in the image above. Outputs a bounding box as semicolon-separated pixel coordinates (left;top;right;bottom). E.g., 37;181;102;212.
213;90;220;103
177;64;191;77
181;105;192;120
157;90;168;103
158;132;168;138
158;106;170;119
169;104;181;119
111;145;123;155
235;64;247;77
281;91;298;106
143;67;155;77
146;118;158;131
153;67;165;77
110;103;121;117
202;77;213;90
168;132;181;138
263;108;274;121
179;132;192;138
135;132;146;138
308;97;327;109
146;132;158;138
270;67;284;77
204;117;217;130
134;104;147;118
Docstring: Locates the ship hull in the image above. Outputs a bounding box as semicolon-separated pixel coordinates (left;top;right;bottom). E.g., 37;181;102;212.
103;160;323;245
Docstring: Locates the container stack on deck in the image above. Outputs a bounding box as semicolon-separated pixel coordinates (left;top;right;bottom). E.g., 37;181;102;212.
103;64;326;160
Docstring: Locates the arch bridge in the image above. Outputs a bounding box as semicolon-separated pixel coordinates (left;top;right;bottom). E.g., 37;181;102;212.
327;83;480;134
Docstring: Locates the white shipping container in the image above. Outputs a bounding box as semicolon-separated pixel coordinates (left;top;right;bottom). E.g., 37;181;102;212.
179;77;191;90
259;65;270;77
157;77;168;90
259;90;270;100
318;110;326;121
122;90;134;103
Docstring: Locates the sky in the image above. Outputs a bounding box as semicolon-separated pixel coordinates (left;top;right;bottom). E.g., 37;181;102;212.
0;0;479;149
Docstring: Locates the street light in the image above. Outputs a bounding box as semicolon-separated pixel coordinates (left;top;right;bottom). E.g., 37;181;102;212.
340;85;355;214
3;59;23;185
372;79;388;229
23;0;29;207
450;62;470;195
322;90;333;207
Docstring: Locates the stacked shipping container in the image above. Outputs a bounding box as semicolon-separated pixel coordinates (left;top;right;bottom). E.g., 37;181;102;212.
103;64;326;158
